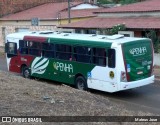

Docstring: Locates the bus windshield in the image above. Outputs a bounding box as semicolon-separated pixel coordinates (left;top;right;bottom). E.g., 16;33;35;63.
122;39;153;82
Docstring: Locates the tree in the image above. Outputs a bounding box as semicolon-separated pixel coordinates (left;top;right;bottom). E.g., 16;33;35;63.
120;0;138;5
146;30;160;53
97;0;113;4
109;24;126;35
97;0;144;4
100;24;126;35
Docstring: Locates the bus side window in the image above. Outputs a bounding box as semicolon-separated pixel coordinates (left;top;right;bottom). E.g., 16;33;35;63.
29;41;41;56
55;44;72;60
19;40;28;54
74;46;91;63
5;42;17;58
93;48;106;66
108;49;116;68
42;43;54;58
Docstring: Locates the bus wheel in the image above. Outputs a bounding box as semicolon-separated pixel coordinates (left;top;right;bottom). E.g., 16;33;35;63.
75;76;87;91
22;67;30;78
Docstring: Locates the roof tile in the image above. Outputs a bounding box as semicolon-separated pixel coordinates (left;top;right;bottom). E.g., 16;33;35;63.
0;2;82;20
59;17;160;29
96;0;160;13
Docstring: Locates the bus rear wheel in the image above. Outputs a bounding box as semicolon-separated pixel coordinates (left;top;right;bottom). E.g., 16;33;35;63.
22;66;30;78
75;76;87;91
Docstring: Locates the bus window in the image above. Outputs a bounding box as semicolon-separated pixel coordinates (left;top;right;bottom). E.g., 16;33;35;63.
74;46;91;63
19;40;28;54
93;48;106;66
29;41;41;56
55;44;72;60
5;42;17;58
108;49;115;68
42;43;54;58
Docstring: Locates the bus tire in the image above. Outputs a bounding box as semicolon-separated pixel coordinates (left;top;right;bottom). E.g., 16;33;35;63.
75;76;88;91
22;66;30;78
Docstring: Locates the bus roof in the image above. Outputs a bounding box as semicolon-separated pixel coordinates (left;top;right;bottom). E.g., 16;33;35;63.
6;31;150;46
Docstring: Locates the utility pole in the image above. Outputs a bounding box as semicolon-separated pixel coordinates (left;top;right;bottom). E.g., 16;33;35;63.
68;0;71;23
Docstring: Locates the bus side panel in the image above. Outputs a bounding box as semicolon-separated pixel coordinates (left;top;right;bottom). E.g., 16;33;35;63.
87;44;126;93
29;57;95;85
87;66;118;93
87;46;121;93
9;55;35;73
9;56;21;73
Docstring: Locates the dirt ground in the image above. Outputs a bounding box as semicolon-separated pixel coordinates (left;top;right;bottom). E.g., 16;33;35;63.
0;47;4;56
0;71;157;125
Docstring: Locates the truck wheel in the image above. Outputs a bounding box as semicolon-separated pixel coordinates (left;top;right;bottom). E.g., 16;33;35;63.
75;76;87;91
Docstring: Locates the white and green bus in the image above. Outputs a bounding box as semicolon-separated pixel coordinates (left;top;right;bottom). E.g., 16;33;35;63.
5;31;154;92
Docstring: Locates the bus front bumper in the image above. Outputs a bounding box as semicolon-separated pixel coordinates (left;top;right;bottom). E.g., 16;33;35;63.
119;75;155;91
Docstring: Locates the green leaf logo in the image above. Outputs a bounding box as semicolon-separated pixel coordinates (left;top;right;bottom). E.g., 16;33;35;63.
31;57;49;75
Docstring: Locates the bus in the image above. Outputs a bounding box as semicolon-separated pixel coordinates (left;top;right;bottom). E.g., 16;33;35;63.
5;31;154;93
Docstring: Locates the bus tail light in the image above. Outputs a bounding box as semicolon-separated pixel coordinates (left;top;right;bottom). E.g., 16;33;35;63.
121;71;127;82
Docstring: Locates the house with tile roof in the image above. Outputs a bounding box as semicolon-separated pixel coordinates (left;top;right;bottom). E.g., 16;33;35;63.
0;1;103;46
59;0;160;38
0;0;85;17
